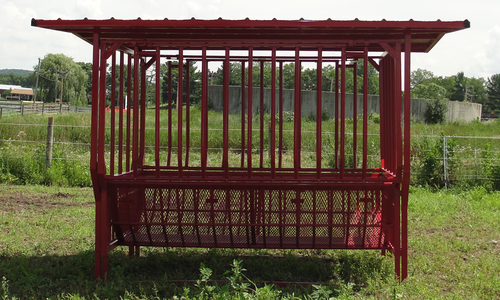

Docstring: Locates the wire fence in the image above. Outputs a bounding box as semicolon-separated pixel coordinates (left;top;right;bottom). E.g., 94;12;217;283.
1;120;500;189
0;102;91;117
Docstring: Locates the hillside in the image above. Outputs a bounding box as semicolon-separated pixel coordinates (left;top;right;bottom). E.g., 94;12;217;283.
0;69;33;76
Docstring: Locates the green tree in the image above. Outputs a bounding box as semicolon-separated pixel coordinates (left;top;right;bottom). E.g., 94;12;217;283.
37;54;88;105
161;61;201;105
413;82;447;100
410;68;435;88
486;74;500;115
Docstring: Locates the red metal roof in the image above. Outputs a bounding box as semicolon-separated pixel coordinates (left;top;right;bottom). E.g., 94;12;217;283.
31;18;469;53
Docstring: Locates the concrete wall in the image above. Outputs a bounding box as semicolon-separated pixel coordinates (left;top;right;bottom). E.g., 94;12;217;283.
207;85;482;122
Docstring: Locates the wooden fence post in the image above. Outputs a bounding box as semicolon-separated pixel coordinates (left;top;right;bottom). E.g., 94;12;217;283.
46;117;54;168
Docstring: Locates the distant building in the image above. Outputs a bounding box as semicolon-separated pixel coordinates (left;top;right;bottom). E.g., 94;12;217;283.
0;84;34;101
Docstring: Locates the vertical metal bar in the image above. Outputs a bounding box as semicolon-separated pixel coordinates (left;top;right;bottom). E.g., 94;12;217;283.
201;48;208;178
353;62;358;169
118;52;124;174
395;43;402;177
270;48;277;178
155;47;161;177
279;61;284;169
294;47;301;178
379;58;385;169
362;48;369;179
247;48;253;177
90;31;100;280
90;31;99;187
177;49;184;176
223;47;230;177
126;55;132;172
98;42;107;176
167;61;173;167
110;52;116;176
139;58;147;168
340;47;346;178
185;61;191;167
334;61;339;169
316;48;323;178
132;49;140;176
402;31;411;280
259;60;265;169
241;61;246;168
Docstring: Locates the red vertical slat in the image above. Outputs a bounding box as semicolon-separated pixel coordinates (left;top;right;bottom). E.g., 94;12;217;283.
201;48;208;178
126;55;132;172
139;58;147;168
395;43;403;178
270;48;276;178
118;52;124;174
185;61;191;167
334;61;339;169
223;47;230;178
98;42;107;176
340;47;346;178
155;47;161;177
293;47;301;178
241;61;246;168
362;48;369;178
167;61;173;167
259;60;265;169
110;52;116;176
177;49;184;177
316;48;323;178
132;48;140;177
278;61;284;169
353;62;358;169
247;47;253;178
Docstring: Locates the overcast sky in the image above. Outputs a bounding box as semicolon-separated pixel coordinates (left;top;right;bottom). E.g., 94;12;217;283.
1;0;498;80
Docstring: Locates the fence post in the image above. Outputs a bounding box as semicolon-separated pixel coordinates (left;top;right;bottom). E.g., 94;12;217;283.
0;107;2;118
21;103;24;116
42;103;45;115
46;117;54;168
443;135;448;189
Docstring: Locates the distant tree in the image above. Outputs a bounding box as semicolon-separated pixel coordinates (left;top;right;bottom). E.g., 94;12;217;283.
161;61;201;105
37;54;88;105
413;82;447;100
410;68;435;88
449;72;467;101
486;74;500;115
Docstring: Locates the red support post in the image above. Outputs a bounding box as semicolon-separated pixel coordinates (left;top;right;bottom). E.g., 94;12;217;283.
278;61;284;169
132;48;140;176
353;62;358;169
340;47;346;178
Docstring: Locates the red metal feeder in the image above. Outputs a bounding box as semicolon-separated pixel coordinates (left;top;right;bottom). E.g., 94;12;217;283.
32;18;468;281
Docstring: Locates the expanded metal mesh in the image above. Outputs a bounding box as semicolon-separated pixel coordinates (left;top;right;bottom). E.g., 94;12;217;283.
110;184;387;249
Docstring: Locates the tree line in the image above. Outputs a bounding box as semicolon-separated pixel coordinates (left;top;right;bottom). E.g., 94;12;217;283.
2;53;500;117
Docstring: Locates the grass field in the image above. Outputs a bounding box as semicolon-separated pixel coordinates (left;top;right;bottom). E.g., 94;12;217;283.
1;184;499;299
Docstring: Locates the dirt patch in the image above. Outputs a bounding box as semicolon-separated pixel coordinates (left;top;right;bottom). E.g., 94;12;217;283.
0;191;93;213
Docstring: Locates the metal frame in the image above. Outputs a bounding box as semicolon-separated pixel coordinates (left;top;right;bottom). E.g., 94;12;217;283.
32;18;469;281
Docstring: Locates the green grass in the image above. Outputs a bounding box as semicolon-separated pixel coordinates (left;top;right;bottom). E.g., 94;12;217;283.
1;184;499;299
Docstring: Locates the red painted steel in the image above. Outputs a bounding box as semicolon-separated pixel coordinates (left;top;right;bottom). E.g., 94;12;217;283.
32;18;468;281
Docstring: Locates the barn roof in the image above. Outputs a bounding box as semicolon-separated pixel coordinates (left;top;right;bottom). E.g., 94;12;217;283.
31;18;469;53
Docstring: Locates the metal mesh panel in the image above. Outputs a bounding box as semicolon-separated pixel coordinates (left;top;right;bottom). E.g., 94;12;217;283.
109;184;387;249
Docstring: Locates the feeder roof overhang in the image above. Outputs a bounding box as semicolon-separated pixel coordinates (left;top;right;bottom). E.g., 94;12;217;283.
31;18;469;53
